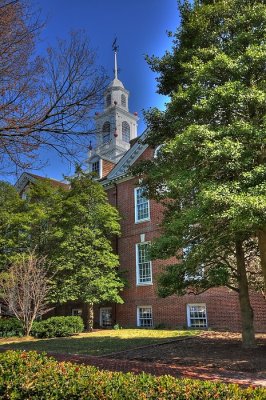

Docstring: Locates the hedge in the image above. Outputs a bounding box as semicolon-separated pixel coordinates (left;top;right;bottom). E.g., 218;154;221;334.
0;351;265;399
31;316;84;338
0;318;23;337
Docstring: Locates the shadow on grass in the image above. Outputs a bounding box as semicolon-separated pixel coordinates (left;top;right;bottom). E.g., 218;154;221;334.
0;332;193;356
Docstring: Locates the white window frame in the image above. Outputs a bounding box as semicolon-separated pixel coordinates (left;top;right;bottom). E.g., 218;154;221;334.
154;144;163;158
136;242;152;285
100;307;112;327
137;306;153;327
90;158;102;179
134;187;150;223
187;303;207;328
72;308;82;317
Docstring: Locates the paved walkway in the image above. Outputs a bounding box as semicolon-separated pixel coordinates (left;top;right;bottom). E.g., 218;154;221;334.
49;352;266;388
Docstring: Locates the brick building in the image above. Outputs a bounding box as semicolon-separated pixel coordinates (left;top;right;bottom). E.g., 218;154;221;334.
16;51;266;332
87;50;266;332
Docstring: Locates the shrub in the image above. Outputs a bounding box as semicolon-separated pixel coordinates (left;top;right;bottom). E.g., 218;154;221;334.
113;323;122;330
0;318;23;337
31;316;84;338
0;351;265;400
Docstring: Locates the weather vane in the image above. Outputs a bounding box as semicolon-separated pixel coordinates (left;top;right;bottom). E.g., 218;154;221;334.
112;37;119;53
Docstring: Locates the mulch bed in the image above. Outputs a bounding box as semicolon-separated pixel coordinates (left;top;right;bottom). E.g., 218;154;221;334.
110;331;266;374
48;331;266;387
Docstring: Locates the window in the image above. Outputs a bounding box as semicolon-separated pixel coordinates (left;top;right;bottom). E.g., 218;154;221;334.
136;242;152;285
137;306;153;327
187;304;207;328
91;160;100;176
121;94;126;107
134;187;150;222
106;93;111;107
100;307;112;327
72;308;82;317
154;144;163;158
122;121;130;143
183;244;205;281
102;121;111;143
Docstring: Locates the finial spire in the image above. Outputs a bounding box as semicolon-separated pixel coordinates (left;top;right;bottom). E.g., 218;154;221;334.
112;37;119;79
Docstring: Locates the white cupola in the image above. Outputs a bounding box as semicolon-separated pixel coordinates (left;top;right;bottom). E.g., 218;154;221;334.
89;40;139;168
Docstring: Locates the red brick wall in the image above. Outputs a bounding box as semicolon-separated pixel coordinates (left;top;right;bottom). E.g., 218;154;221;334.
105;146;266;332
102;159;116;178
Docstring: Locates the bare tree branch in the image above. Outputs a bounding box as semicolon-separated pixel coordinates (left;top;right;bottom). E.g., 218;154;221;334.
0;251;53;335
0;1;108;173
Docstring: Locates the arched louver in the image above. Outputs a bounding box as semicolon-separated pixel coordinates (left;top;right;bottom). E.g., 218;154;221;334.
106;94;111;107
121;94;126;107
122;121;130;143
102;121;111;143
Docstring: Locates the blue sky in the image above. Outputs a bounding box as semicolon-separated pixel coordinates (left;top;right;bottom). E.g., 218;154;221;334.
9;0;180;182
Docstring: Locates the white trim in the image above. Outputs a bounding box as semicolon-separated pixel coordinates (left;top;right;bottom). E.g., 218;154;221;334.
134;187;150;223
154;144;163;158
90;157;103;179
107;129;149;181
186;303;207;328
136;242;153;286
137;306;153;327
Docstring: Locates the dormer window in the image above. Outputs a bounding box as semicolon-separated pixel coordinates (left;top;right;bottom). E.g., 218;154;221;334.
91;160;100;177
102;121;111;143
106;94;111;107
121;94;126;107
122;121;130;143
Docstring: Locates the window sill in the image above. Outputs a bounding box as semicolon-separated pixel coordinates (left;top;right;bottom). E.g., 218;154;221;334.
136;282;153;286
135;218;151;224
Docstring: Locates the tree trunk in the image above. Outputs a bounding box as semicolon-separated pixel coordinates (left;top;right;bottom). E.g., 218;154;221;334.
84;303;94;331
258;229;266;296
235;240;256;348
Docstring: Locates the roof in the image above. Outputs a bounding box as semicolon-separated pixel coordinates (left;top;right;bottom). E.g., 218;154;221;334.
102;129;149;185
108;77;124;89
15;172;69;194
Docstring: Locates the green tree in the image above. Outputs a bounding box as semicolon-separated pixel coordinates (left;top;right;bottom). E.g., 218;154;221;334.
0;181;31;269
43;171;124;330
0;174;124;330
137;0;266;347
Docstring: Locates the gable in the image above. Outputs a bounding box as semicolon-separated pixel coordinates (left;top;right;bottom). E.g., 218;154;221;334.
106;130;149;181
15;172;69;195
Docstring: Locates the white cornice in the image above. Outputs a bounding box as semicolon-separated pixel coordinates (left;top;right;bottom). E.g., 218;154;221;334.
103;130;149;184
14;172;36;193
94;106;138;121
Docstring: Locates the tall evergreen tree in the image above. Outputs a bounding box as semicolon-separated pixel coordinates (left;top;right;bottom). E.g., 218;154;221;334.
0;174;124;330
49;171;124;330
137;0;266;347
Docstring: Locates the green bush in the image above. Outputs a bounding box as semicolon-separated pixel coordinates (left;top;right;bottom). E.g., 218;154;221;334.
0;318;23;337
0;351;265;400
31;316;84;338
113;323;122;330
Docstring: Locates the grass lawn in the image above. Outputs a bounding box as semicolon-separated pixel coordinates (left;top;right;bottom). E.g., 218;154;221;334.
0;329;198;356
